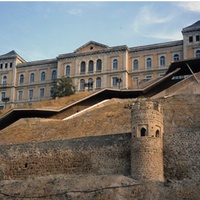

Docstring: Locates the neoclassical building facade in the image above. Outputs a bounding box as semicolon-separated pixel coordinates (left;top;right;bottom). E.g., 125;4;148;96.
0;21;200;109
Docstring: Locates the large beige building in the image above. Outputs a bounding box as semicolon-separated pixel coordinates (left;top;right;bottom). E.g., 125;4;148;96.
0;21;200;109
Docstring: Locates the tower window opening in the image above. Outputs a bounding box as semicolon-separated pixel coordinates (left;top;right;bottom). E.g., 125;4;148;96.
156;130;160;137
141;128;146;137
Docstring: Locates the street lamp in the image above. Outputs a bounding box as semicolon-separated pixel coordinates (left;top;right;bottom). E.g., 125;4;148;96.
116;77;122;89
84;81;93;91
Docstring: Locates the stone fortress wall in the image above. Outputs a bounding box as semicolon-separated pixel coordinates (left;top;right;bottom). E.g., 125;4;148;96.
0;99;199;184
0;133;131;180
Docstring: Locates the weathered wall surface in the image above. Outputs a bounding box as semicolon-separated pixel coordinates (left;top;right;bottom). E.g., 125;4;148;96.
0;133;131;180
160;95;200;182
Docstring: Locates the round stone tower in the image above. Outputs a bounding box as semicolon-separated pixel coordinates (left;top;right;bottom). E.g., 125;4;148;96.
131;99;164;181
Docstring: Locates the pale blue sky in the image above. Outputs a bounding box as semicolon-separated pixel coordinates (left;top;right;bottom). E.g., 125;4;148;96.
0;1;200;61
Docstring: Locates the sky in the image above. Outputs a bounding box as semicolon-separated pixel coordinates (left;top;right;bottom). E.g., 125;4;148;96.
0;1;200;61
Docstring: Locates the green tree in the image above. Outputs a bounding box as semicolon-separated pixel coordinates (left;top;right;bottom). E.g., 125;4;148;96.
50;76;76;99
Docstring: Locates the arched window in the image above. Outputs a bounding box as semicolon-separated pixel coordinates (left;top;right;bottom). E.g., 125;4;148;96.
80;79;85;91
80;61;86;74
52;70;57;80
96;77;101;89
88;60;94;73
173;54;179;61
96;59;102;71
19;74;24;84
66;65;70;76
88;78;93;90
113;59;118;70
146;58;152;69
196;50;200;58
3;76;7;85
133;59;139;71
156;130;160;137
30;73;35;83
41;71;46;81
160;56;165;66
141;127;146;137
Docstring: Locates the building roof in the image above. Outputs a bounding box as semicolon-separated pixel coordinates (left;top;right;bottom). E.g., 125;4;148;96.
74;41;109;53
129;40;183;53
0;50;26;62
182;20;200;33
0;50;17;58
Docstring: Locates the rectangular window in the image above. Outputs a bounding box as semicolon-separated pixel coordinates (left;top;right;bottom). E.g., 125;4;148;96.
189;36;193;43
40;88;45;99
29;89;33;100
0;64;2;69
5;63;8;68
112;77;118;87
18;91;23;101
146;75;152;80
196;35;200;42
1;92;6;101
10;63;13;68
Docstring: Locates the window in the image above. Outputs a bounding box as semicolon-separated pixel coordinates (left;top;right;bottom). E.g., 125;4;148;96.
156;130;160;137
196;35;200;42
2;76;7;85
189;36;193;43
133;59;139;71
5;63;8;69
96;77;101;89
196;50;200;58
160;56;165;66
30;73;35;83
96;59;102;71
66;66;70;76
141;128;146;137
88;78;93;90
112;77;118;87
113;59;118;70
0;64;2;69
135;77;139;86
88;60;94;73
1;92;6;101
80;79;85;91
29;89;33;100
173;54;179;61
80;61;86;74
146;58;152;69
19;74;24;84
40;88;45;99
41;71;45;81
52;70;57;80
146;75;152;80
10;63;12;68
18;91;23;101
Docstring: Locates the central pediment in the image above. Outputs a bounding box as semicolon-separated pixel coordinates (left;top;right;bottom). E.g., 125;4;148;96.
74;41;109;54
